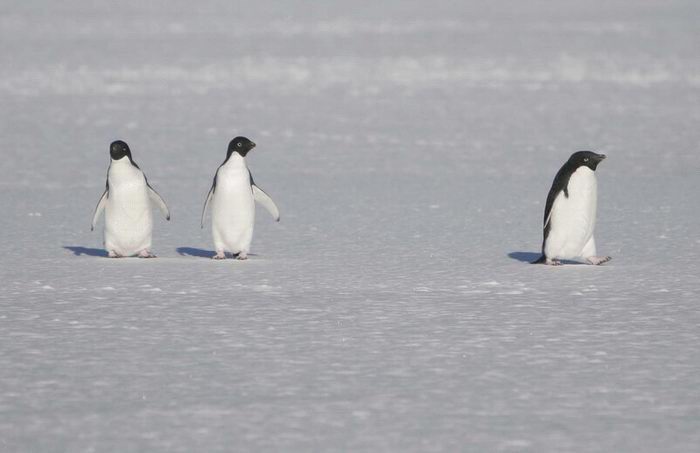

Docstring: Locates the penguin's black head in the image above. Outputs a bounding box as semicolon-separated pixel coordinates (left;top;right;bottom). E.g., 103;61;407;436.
110;140;132;161
569;151;606;171
227;136;256;159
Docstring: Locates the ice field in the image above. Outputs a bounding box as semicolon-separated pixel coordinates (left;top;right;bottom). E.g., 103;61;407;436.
1;0;699;451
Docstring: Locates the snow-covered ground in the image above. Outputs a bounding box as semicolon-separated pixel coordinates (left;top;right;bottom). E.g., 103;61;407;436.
1;0;699;451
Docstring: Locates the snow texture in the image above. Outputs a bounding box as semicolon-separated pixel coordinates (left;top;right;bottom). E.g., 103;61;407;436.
1;0;699;451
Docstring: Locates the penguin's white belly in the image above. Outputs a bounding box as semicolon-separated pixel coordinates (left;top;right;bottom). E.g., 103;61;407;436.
545;168;597;259
211;171;255;254
104;171;152;256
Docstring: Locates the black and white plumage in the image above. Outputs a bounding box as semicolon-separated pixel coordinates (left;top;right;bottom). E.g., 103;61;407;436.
533;151;611;266
91;140;170;258
201;137;279;260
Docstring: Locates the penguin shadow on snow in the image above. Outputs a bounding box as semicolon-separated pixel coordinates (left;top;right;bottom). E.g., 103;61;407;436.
176;247;257;259
507;252;584;265
63;246;109;257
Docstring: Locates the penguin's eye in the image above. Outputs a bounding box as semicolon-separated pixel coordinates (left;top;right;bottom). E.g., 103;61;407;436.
237;143;242;148
583;157;589;162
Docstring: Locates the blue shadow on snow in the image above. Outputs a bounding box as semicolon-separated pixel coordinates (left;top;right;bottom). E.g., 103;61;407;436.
63;246;108;257
176;247;258;259
508;251;584;265
176;247;215;258
508;251;541;263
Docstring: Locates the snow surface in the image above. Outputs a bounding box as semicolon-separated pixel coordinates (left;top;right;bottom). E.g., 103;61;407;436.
1;0;699;451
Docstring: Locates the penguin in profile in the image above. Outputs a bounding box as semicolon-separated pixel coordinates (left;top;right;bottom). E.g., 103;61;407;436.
91;140;170;258
533;151;611;266
201;137;279;260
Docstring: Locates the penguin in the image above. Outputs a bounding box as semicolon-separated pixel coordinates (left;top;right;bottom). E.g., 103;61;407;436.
201;137;279;260
533;151;611;266
91;140;170;258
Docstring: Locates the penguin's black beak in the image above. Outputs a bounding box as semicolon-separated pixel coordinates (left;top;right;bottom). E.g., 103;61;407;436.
250;142;256;149
597;154;607;161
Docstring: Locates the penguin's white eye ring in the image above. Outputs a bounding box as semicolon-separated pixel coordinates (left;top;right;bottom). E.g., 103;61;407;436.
584;157;589;162
237;143;242;147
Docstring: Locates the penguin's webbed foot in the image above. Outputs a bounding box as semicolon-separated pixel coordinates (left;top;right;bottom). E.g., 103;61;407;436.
107;251;123;258
586;256;612;265
138;250;156;258
212;252;226;260
236;252;248;261
546;258;562;266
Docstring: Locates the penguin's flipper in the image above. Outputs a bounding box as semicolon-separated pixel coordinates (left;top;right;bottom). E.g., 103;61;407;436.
252;184;280;222
147;184;170;221
201;181;215;229
91;189;108;231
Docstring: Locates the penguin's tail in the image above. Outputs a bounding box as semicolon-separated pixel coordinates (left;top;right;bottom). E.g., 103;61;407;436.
531;254;547;264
